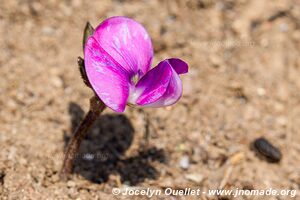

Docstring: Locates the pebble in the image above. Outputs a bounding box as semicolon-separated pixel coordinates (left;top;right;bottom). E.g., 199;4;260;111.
51;174;59;182
257;87;266;96
51;76;63;88
252;137;282;163
42;26;56;36
19;158;28;165
185;173;203;184
230;152;245;165
67;180;76;188
279;23;288;32
179;155;190;169
8;147;17;160
177;143;186;152
7;99;18;110
276;116;287;127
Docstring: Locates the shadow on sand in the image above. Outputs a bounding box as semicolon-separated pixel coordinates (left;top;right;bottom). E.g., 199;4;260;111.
63;102;166;185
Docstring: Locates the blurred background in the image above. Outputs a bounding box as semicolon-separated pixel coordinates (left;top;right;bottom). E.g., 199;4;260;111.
0;0;299;199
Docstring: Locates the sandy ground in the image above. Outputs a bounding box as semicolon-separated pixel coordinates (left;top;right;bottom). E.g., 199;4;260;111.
1;0;300;199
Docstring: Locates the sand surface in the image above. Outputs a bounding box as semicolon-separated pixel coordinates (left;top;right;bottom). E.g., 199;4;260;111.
0;0;300;199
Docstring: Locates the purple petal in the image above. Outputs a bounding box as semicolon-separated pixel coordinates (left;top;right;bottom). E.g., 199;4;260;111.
130;61;173;106
84;37;129;112
167;58;188;74
142;61;183;107
92;16;153;77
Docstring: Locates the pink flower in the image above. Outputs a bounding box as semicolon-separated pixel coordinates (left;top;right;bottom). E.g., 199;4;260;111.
84;16;188;112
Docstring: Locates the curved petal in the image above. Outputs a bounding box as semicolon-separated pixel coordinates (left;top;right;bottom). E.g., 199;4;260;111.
167;58;189;74
129;61;172;106
142;60;183;107
92;16;153;77
84;37;129;112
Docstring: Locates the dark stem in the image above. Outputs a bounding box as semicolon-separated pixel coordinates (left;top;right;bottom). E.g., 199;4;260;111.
60;96;106;179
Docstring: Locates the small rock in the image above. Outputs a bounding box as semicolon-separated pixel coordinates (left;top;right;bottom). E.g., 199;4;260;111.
30;2;42;13
51;76;63;88
210;55;222;67
19;157;28;165
42;26;56;36
157;177;175;188
252;137;282;163
277;116;287;127
7;99;18;110
185;173;203;184
8;147;17;160
257;87;266;96
279;23;288;32
68;188;79;198
67;180;76;188
51;174;59;183
230;152;245;165
179;155;190;169
108;174;122;187
177;143;186;152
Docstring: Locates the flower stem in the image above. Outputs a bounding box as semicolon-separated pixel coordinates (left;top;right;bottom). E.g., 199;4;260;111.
60;96;106;179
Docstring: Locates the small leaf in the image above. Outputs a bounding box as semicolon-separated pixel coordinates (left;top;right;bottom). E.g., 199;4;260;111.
77;56;91;88
82;22;94;52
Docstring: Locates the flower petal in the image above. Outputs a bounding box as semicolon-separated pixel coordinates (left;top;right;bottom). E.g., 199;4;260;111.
130;61;172;106
84;36;129;112
141;60;184;107
92;16;153;77
167;58;188;74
